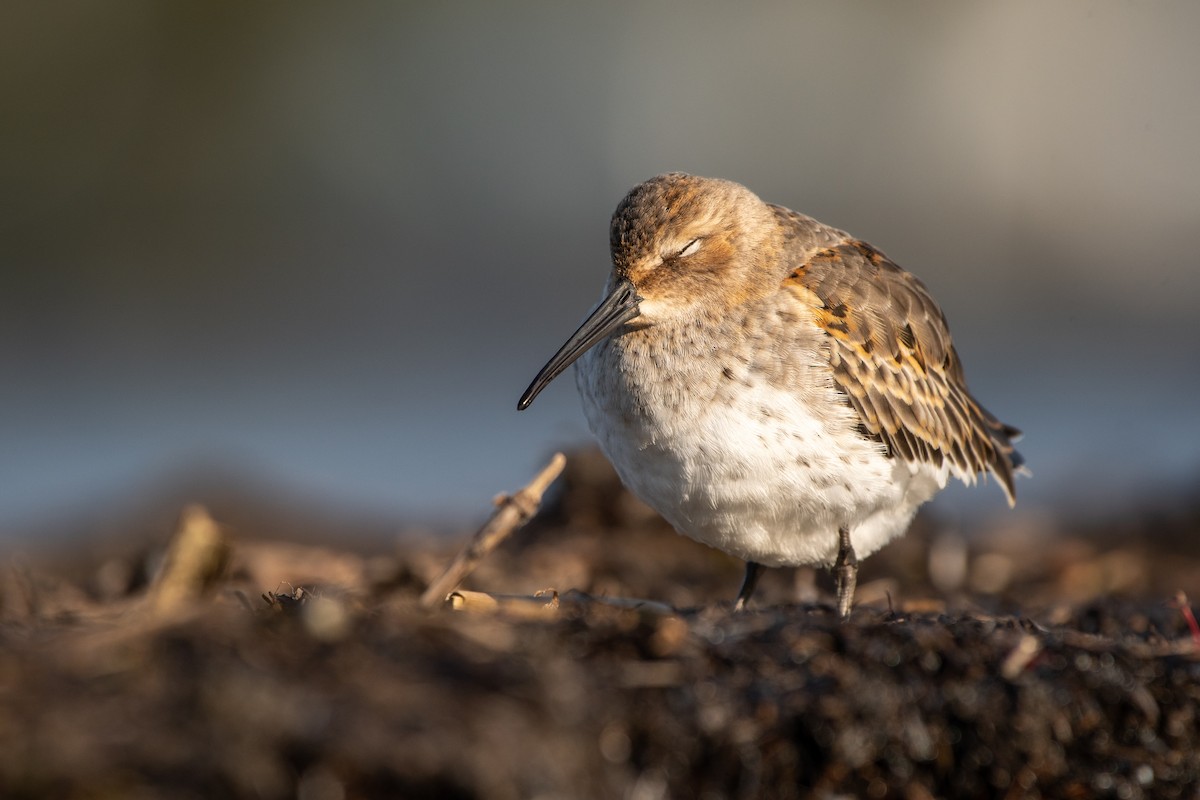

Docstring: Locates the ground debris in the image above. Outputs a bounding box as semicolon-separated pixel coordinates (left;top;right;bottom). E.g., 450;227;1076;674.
2;452;1200;799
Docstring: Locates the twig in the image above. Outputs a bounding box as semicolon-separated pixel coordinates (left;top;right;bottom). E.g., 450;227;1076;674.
1170;591;1200;649
444;588;676;617
419;453;566;610
148;505;230;618
447;589;559;617
1000;633;1042;680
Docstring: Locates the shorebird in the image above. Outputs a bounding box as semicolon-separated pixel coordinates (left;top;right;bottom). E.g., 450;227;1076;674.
518;173;1023;616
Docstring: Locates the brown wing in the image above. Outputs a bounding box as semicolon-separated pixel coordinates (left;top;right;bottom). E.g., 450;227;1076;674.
784;239;1023;505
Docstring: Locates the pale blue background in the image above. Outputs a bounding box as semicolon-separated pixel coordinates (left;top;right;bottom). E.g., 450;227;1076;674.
3;2;1198;539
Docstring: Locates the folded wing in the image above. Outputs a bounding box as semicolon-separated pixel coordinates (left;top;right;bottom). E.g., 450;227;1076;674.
783;238;1023;505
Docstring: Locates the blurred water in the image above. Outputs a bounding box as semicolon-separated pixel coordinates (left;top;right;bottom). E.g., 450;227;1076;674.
2;2;1199;538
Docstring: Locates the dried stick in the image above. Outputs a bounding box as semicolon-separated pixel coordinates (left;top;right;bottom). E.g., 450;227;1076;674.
447;590;559;617
419;453;566;610
444;588;676;617
1171;591;1200;649
148;505;230;618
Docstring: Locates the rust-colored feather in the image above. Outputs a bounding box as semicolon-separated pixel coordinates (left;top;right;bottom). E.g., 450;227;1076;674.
784;238;1024;504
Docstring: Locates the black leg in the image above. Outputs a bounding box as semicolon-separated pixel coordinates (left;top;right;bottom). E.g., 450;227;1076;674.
834;526;857;618
733;561;763;612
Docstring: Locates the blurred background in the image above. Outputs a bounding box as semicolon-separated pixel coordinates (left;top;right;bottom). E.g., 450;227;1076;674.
3;1;1198;545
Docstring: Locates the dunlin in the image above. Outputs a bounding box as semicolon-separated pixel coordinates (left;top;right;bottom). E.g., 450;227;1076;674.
519;173;1023;616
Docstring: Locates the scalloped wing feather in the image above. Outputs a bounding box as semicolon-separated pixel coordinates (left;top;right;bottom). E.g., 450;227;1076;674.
784;239;1023;505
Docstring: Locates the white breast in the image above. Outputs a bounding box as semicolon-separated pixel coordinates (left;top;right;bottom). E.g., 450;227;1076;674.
576;322;949;568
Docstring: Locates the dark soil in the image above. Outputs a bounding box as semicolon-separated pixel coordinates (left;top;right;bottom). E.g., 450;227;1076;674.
2;450;1199;799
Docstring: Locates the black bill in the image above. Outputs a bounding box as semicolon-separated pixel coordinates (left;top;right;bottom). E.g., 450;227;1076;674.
517;278;641;410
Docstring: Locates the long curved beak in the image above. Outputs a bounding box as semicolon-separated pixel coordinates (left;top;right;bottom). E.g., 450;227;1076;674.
517;278;641;410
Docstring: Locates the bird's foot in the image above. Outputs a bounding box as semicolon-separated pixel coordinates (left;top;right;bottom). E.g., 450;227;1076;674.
732;561;762;612
834;527;857;619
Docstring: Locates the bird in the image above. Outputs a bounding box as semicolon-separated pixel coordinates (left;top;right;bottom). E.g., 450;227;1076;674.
518;173;1023;617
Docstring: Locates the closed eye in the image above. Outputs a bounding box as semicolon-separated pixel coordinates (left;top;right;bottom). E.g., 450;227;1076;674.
677;237;702;258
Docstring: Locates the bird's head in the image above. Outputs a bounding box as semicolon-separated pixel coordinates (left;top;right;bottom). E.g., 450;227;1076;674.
518;173;779;410
607;172;777;324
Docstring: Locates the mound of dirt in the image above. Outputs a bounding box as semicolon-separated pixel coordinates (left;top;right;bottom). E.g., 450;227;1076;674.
2;451;1198;799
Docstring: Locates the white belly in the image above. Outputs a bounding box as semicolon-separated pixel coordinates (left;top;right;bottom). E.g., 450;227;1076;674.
577;339;948;568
